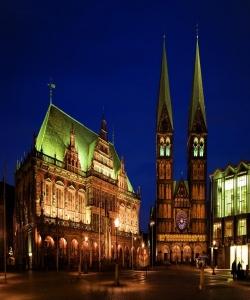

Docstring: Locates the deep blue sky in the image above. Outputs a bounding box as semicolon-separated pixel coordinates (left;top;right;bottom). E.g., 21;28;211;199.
1;1;250;231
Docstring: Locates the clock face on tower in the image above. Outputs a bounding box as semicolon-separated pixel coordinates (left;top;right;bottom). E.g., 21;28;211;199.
176;210;188;231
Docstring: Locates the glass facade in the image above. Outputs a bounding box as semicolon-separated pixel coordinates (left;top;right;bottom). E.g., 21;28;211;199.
225;178;233;216
215;179;222;217
212;163;250;269
213;222;221;239
224;220;233;237
237;175;247;214
237;218;246;236
230;245;248;270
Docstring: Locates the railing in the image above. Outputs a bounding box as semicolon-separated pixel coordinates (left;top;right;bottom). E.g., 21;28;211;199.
39;215;92;231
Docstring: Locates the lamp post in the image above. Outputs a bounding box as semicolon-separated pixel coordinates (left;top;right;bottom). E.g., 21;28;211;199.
84;236;88;274
150;220;155;268
131;231;134;269
142;242;147;277
79;237;82;275
114;217;120;286
211;240;216;275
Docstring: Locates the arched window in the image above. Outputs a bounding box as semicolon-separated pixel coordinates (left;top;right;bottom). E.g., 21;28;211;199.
193;137;198;157
199;137;204;157
160;137;165;156
165;137;171;157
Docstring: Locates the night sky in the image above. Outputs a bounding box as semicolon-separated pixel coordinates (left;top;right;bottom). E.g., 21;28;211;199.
1;1;250;231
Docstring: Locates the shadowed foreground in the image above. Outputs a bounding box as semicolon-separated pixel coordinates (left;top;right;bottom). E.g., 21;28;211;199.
0;265;249;300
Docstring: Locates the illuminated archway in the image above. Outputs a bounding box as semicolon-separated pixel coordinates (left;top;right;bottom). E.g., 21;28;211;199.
171;245;181;263
183;245;192;263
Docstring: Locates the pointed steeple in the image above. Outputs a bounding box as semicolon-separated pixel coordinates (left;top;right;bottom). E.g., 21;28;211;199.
157;36;173;132
189;38;207;132
100;114;108;141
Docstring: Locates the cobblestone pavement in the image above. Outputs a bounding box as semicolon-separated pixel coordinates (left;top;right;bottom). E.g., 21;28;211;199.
0;265;249;300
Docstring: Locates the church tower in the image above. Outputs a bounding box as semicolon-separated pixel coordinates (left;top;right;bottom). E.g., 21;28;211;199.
187;37;207;237
155;36;208;264
156;38;174;254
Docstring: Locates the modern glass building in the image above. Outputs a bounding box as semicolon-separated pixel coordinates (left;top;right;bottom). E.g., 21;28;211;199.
210;161;250;269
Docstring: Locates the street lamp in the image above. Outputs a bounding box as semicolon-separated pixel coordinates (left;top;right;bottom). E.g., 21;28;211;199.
84;236;88;274
142;242;147;277
131;232;136;269
114;217;120;286
211;240;216;275
150;220;155;268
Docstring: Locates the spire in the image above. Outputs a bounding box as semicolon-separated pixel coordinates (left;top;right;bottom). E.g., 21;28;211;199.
70;124;75;148
157;35;173;132
100;114;108;141
189;38;207;132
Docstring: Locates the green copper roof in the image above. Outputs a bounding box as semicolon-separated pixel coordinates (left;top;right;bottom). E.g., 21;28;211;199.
36;104;134;192
157;39;173;130
189;39;207;132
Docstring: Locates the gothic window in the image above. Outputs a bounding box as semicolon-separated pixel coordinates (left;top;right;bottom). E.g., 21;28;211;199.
45;182;51;205
165;137;171;157
160;137;165;156
199;137;205;157
56;186;64;209
193;137;198;157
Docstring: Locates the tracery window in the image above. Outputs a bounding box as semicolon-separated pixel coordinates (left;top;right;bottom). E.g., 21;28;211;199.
56;187;64;209
193;137;198;157
199;137;204;157
45;181;51;205
165;137;171;157
160;137;165;156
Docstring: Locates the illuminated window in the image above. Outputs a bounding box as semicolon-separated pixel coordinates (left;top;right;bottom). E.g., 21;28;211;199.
193;137;198;157
237;175;247;214
237;219;246;236
165;137;171;157
225;178;234;216
224;220;233;237
213;223;221;239
45;183;51;205
68;191;75;211
56;188;64;209
199;138;204;157
215;179;222;217
160;137;165;156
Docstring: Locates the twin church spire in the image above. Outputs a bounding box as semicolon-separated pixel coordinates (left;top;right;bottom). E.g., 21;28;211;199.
189;38;207;133
157;36;207;137
157;37;173;132
155;36;208;261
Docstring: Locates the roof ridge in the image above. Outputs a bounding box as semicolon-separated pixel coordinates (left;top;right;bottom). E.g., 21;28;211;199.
50;103;98;138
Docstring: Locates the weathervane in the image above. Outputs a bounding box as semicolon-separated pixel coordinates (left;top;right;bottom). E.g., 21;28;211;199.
48;80;56;104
